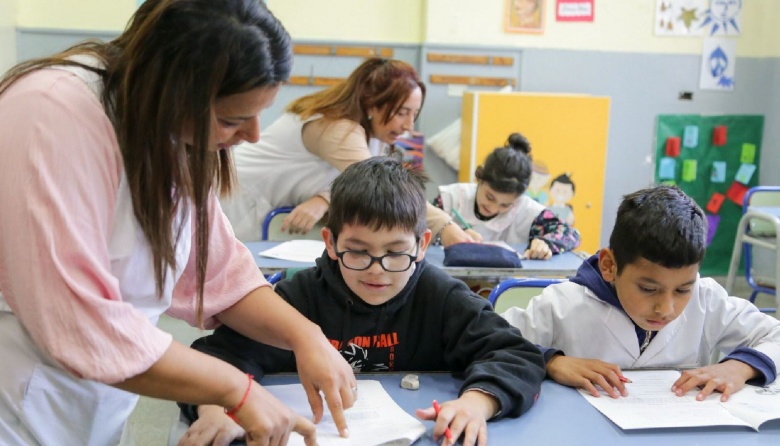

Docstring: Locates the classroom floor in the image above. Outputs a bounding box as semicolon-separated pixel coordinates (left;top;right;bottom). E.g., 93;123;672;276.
124;276;778;446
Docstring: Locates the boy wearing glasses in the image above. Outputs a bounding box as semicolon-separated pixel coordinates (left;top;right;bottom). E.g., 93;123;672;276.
179;157;545;446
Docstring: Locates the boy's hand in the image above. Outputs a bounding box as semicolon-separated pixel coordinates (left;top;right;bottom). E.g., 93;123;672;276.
415;391;498;446
524;239;552;260
672;360;758;402
179;405;244;446
546;355;628;398
281;196;328;234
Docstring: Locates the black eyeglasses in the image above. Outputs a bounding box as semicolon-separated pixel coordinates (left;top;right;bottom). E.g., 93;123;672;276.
334;238;420;272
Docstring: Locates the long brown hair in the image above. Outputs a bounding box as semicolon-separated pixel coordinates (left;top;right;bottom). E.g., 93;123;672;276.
286;58;425;142
0;0;292;326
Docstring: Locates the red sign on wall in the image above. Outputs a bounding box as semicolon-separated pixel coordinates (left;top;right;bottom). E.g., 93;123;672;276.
556;0;594;22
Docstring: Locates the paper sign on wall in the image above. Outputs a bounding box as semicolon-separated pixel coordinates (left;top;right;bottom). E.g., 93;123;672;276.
700;38;736;91
683;125;699;148
706;192;725;214
659;157;677;180
706;214;720;246
682;159;697;182
726;181;748;205
741;143;756;164
710;161;726;183
556;0;594;22
654;0;707;36
735;163;756;185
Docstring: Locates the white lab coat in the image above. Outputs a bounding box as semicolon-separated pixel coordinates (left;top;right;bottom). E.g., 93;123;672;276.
0;63;192;446
501;279;780;369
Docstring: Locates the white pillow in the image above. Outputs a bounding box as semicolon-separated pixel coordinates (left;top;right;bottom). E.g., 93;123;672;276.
427;118;462;171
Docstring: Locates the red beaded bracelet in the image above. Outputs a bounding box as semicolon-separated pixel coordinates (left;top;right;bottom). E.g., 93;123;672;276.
225;373;254;422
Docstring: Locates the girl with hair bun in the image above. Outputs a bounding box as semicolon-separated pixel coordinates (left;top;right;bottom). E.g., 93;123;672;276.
433;132;580;259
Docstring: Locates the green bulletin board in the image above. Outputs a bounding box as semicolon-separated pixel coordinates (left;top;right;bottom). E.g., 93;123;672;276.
655;115;764;276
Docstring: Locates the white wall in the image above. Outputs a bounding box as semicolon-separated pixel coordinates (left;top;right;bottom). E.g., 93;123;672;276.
424;0;780;57
0;0;17;74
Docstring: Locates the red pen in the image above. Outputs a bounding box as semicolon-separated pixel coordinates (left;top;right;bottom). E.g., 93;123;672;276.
619;375;632;383
432;400;453;442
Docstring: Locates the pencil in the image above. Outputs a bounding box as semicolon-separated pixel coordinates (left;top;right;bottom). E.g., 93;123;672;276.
432;400;453;442
451;209;472;230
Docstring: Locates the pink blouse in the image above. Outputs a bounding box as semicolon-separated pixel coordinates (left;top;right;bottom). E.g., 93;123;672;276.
0;68;266;383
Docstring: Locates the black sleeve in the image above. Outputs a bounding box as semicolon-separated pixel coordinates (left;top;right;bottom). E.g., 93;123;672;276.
441;282;546;419
177;276;312;423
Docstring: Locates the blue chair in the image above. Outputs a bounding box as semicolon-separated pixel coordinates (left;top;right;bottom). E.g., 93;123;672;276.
265;271;283;285
261;206;295;241
725;186;780;313
487;277;565;312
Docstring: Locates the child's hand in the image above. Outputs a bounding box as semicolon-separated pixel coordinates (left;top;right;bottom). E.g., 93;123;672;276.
524;239;552;260
281;196;328;234
671;360;758;402
440;223;476;246
179;405;244;446
415;391;498;446
464;228;484;243
546;355;628;398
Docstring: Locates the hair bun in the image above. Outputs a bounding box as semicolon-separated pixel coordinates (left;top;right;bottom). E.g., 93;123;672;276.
507;132;531;155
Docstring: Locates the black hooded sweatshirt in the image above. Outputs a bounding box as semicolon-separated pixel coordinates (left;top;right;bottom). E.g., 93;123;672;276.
180;252;545;422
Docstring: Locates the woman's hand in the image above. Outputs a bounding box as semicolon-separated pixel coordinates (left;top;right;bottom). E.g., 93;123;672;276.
234;381;317;446
179;405;245;446
281;196;328;234
294;331;358;438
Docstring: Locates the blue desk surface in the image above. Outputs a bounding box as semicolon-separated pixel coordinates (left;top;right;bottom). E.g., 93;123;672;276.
245;241;585;280
170;373;780;445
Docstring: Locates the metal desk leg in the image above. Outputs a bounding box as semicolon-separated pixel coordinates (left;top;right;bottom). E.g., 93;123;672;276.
725;214;750;295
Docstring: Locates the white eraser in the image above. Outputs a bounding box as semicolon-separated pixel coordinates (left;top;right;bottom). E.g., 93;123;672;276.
400;374;420;390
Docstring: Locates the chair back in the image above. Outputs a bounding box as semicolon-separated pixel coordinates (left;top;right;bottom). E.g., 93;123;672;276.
261;206;324;241
488;278;566;313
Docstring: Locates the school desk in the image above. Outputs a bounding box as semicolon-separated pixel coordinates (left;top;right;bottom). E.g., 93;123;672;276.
244;241;585;281
168;373;780;446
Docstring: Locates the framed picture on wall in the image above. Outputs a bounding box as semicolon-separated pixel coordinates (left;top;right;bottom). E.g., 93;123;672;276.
505;0;546;34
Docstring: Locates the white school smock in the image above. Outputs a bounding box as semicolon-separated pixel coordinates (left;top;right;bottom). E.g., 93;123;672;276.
221;112;384;241
501;279;780;369
0;61;266;445
437;183;545;245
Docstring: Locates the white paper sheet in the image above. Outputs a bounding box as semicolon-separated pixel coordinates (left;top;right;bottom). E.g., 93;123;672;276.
267;380;426;446
258;240;326;263
579;370;780;431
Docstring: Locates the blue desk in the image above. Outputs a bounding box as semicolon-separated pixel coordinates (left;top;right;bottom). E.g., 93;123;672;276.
245;241;585;281
169;374;780;445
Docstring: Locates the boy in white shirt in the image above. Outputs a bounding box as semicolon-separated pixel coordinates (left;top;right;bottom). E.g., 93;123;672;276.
503;185;780;402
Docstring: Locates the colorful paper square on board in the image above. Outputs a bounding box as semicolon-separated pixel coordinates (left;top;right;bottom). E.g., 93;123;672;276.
665;136;681;157
658;157;676;180
734;164;756;185
726;182;749;206
705;214;720;246
706;192;725;214
741;143;756;164
712;125;727;146
683;125;699;148
682;159;697;182
710;161;726;183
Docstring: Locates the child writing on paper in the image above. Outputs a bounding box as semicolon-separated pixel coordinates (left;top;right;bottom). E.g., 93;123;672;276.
433;132;580;259
179;158;545;446
502;185;780;402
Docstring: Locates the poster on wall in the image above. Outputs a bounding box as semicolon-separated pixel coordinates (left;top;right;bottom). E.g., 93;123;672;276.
505;0;545;34
556;0;594;22
655;114;763;276
654;0;706;36
700;0;742;35
699;38;736;91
